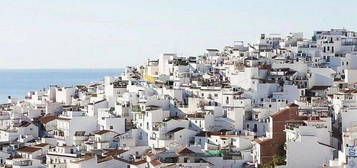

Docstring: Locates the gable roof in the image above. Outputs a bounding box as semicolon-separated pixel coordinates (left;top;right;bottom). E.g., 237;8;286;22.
287;103;299;108
271;108;289;117
176;147;195;155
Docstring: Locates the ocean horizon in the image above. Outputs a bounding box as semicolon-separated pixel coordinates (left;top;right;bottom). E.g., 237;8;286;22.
0;68;123;103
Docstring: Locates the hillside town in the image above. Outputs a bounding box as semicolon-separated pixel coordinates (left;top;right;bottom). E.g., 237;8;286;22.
1;28;357;168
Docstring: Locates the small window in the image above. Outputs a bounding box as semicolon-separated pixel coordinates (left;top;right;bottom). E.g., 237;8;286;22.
110;126;113;130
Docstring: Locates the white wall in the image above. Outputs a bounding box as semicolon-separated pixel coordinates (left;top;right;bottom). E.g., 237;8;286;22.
286;136;332;168
341;108;357;132
345;69;357;84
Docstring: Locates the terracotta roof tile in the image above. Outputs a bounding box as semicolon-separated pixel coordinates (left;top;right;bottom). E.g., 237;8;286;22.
95;130;112;135
150;159;162;166
39;115;57;124
17;146;41;153
133;160;146;165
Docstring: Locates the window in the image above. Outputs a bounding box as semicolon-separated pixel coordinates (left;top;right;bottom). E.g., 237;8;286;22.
110;126;113;130
139;132;143;140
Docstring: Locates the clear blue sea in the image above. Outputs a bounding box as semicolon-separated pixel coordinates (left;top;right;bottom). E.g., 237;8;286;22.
0;69;123;103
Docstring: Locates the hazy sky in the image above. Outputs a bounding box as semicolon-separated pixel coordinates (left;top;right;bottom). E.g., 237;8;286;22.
1;0;357;69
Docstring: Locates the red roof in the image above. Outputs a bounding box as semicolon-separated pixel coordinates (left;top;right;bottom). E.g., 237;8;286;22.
95;130;112;135
133;160;146;165
39;115;57;124
287;103;299;108
104;149;128;156
56;117;71;121
176;147;195;155
306;119;325;122
17;146;41;153
150;159;162;166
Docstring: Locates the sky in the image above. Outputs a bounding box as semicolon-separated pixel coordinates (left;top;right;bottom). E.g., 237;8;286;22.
0;0;357;69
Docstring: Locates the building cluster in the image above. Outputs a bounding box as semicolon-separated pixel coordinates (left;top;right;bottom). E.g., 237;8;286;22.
1;29;357;168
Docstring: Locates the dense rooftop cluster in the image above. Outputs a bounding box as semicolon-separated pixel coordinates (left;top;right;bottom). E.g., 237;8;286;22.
1;28;357;167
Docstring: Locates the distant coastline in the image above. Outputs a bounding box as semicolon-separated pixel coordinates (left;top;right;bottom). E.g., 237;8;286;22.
0;68;123;103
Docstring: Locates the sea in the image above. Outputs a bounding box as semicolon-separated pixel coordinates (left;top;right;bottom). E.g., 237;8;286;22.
0;69;123;103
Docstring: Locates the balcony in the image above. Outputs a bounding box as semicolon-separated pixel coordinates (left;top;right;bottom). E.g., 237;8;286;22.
47;149;79;158
53;130;65;140
13;160;32;166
